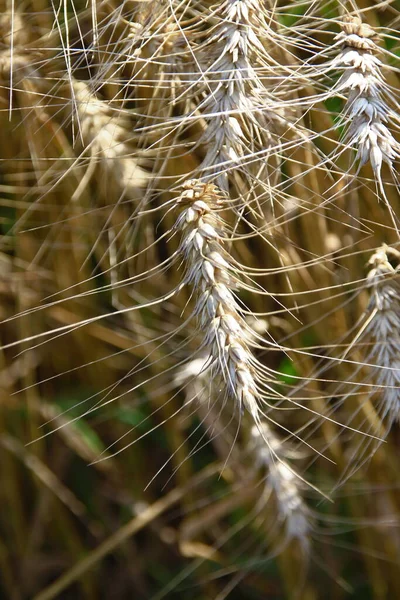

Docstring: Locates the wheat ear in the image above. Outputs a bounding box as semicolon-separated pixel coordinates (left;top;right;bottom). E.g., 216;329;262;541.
72;80;148;201
175;179;267;425
365;245;400;426
175;356;311;557
250;423;311;553
331;16;400;181
328;244;400;486
198;0;280;189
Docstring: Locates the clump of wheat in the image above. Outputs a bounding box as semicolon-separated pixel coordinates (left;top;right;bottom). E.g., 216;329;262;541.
2;1;400;598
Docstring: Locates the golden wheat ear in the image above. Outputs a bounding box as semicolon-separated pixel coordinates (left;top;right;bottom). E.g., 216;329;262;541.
175;179;265;424
325;245;400;487
364;245;400;427
327;15;400;230
250;422;312;554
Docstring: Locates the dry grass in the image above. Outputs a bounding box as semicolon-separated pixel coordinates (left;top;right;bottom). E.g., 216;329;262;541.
0;1;400;599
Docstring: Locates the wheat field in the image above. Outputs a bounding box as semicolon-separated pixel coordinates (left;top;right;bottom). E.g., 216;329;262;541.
1;1;400;598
